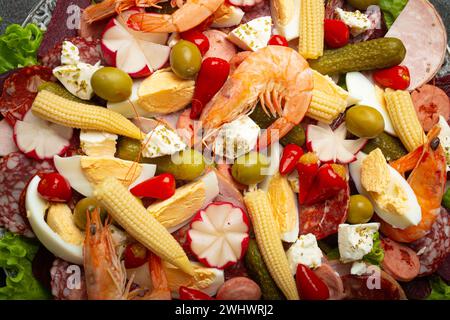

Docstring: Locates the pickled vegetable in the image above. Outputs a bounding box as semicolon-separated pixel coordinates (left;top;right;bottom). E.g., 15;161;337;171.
345;105;385;138
232;152;269;185
346;0;379;10
91;67;133;102
116;137;142;161
362;132;407;161
73;197;108;230
309;38;406;75
170;40;202;79
442;188;450;210
347;195;374;224
38;82;92;104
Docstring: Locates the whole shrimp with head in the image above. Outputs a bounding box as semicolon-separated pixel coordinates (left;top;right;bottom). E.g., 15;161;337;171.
83;210;171;300
200;46;313;149
380;125;447;243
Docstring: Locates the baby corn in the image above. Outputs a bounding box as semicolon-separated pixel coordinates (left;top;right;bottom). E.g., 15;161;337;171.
299;0;325;59
94;177;194;275
32;90;143;140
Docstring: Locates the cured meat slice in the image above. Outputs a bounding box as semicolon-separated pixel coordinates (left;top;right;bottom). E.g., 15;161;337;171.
0;153;54;237
313;263;345;300
325;0;344;20
436;254;450;282
409;208;450;276
434;74;450;99
0;119;18;156
203;30;238;62
299;184;350;240
401;278;432;300
381;238;420;281
241;0;271;23
0;66;54;126
224;260;249;281
50;258;87;300
384;0;447;90
40;36;103;70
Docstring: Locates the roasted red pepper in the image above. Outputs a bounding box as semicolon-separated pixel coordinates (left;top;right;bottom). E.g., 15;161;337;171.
37;172;72;202
279;144;304;175
303;164;346;205
373;65;411;90
179;286;214;300
268;35;288;47
190;57;230;119
296;264;329;300
297;152;319;205
130;173;176;200
124;243;148;269
180;30;210;55
324;19;349;49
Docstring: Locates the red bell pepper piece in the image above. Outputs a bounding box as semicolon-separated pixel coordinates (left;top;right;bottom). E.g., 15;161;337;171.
37;172;72;202
303;164;346;205
179;286;214;300
180;30;210;55
373;65;410;90
296;264;329;300
324;19;349;49
190;57;230;120
124;243;148;269
130;173;176;200
297;162;319;205
268;35;288;47
279;144;304;175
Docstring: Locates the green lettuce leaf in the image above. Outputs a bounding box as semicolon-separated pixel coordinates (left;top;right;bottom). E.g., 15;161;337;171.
0;23;43;74
0;230;51;300
363;232;384;266
427;276;450;300
379;0;408;29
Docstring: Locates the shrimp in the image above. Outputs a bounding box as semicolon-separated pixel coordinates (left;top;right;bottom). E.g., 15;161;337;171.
200;46;313;149
380;125;447;243
135;253;172;300
127;0;224;33
83;0;160;24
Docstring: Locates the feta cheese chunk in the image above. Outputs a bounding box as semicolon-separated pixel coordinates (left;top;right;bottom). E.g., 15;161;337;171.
227;16;272;51
80;130;118;157
141;124;187;158
338;223;380;263
213;115;260;160
350;261;369;276
61;41;80;65
53;62;101;100
438;115;450;172
286;233;323;274
335;8;371;36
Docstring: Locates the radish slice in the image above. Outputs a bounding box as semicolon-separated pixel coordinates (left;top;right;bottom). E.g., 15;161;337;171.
188;202;249;269
228;0;264;8
0;119;18;156
14;110;73;160
306;122;367;164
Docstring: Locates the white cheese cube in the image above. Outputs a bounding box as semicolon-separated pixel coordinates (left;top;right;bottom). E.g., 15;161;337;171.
141;124;187;158
211;5;245;28
438;116;450;172
338;223;380;263
286;233;323;274
350;261;369;275
53;62;101;100
80;130;118;157
227;16;272;51
335;8;371;37
61;41;80;66
213;115;260;160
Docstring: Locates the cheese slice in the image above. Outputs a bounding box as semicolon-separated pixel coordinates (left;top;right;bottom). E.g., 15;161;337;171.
227;16;272;51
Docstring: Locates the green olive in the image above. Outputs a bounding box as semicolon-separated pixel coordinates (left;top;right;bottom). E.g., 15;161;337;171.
346;0;379;10
345;105;385;138
116;137;142;161
73;197;108;230
91;67;132;102
232;152;270;185
347;195;374;224
145;149;206;180
170;40;202;79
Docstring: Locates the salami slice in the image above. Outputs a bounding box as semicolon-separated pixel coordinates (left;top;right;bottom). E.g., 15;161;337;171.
436;254;450;282
0;153;55;237
0;119;18;156
434;74;450;99
40;36;103;70
203;30;238;62
409;208;450;276
50;258;87;300
325;0;344;20
313;263;346;300
401;278;432;300
0;66;54;126
299;184;350;240
241;0;271;23
381;238;420;281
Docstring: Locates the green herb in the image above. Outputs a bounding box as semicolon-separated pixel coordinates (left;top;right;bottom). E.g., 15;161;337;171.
427;276;450;300
379;0;408;29
442;188;450;210
0;230;51;300
363;232;384;266
0;23;43;73
326;247;341;260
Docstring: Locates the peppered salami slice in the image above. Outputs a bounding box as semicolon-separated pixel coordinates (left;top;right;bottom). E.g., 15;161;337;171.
50;259;87;300
40;36;103;69
381;238;420;281
0;152;55;237
241;0;271;23
0;66;54;126
436;254;450;282
409;208;450;276
299;184;350;240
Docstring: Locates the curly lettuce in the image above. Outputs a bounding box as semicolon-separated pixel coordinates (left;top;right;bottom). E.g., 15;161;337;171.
0;230;51;299
427;276;450;300
0;23;43;74
363;232;384;266
379;0;408;29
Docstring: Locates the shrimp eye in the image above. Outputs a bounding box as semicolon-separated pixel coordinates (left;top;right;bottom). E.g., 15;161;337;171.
90;224;97;235
430;137;440;150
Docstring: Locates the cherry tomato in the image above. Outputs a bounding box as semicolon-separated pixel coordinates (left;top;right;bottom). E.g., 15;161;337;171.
37;172;72;202
324;19;349;49
268;35;288;47
373;65;411;90
124;243;148;269
130;173;176;200
190;57;230;119
296;264;330;300
180;30;210;56
179;286;214;300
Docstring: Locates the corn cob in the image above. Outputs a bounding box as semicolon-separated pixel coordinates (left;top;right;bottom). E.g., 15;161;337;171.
244;189;299;300
299;0;324;59
384;88;426;152
94;177;194;275
32;90;143;140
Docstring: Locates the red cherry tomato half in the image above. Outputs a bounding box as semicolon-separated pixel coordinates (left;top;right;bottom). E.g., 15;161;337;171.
268;35;288;47
324;19;349;49
180;30;210;55
373;65;411;90
124;243;148;269
37;172;72;202
296;264;330;300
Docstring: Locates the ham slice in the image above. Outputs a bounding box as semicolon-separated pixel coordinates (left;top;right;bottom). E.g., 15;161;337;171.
385;0;447;90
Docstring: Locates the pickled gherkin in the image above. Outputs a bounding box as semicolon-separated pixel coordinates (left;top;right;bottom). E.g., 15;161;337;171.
38;82;92;104
362;132;407;161
309;38;406;75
